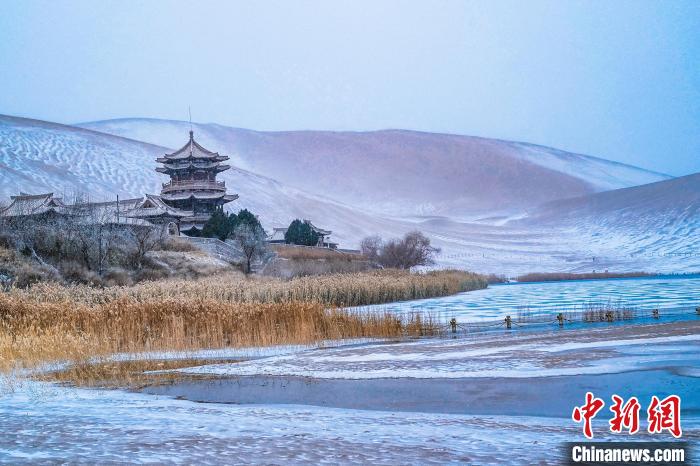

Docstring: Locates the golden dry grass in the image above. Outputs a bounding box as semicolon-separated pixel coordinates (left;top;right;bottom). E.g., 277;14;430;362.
0;297;432;372
34;359;229;388
1;269;480;373
271;244;366;261
8;269;486;307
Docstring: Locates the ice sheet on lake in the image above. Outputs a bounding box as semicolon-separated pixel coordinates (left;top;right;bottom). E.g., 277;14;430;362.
352;275;700;321
0;381;583;465
179;326;700;380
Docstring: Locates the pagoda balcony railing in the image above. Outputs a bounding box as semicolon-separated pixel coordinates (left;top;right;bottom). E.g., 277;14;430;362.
161;180;226;193
163;162;227;170
182;214;214;221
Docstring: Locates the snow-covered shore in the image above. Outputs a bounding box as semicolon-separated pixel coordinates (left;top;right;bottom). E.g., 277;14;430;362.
0;381;580;465
2;320;698;464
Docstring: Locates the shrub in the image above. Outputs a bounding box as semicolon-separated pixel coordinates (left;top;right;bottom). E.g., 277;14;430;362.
160;237;198;252
361;231;440;269
60;260;102;285
102;267;133;287
0;247;59;289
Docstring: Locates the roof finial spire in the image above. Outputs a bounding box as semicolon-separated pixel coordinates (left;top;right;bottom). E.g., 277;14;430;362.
188;106;193;139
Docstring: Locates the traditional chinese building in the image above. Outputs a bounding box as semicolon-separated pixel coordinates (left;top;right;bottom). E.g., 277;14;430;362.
156;131;238;234
0;192;183;233
267;220;337;249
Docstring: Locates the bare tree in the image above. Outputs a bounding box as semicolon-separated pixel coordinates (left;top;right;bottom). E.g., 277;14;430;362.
231;222;268;274
360;231;440;269
128;224;167;269
66;198;123;273
360;235;382;262
0;192;170;279
0;201;56;270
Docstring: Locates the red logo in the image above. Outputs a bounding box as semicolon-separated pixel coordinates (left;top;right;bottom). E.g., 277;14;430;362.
647;395;682;438
572;393;682;438
572;392;605;439
609;395;641;434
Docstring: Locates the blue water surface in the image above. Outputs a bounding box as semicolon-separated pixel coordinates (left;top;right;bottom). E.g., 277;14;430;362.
358;275;700;322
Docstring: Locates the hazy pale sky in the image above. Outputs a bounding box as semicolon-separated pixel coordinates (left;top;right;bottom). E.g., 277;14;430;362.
1;0;698;175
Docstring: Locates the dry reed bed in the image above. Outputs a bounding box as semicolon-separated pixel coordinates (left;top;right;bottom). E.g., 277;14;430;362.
8;269;486;307
271;244;366;261
1;270;478;372
0;297;438;372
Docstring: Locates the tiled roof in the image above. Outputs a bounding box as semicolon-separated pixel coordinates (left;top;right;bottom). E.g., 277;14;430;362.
159;131;229;161
0;193;68;217
1;192;190;226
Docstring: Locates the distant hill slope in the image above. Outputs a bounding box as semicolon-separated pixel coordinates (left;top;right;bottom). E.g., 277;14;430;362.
2;114;569;272
518;174;700;270
79;118;670;217
528;173;700;221
0;114;409;248
2;114;696;274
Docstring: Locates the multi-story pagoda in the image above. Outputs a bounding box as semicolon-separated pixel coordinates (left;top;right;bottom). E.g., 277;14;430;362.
156;130;238;233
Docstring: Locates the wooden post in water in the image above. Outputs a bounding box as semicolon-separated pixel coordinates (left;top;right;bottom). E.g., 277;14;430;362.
450;317;457;335
557;313;564;327
505;315;512;330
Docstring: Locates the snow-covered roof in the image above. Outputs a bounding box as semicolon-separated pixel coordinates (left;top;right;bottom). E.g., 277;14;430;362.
123;194;193;218
0;193;68;217
266;221;332;242
1;192;188;227
268;228;287;241
304;219;332;236
157;131;229;162
60;197;157;226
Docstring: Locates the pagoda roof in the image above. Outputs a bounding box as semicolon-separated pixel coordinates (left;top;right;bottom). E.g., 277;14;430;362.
179;222;204;232
159;131;230;161
156;163;230;173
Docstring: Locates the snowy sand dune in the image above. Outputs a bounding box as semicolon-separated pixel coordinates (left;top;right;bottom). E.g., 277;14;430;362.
79;118;670;217
2;114;698;273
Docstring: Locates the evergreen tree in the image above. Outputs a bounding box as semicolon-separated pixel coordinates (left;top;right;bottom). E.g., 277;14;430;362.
201;208;231;241
201;208;264;242
235;209;262;230
284;219;320;246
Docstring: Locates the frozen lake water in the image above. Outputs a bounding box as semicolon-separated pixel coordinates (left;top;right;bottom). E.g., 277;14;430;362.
4;321;699;464
356;274;700;321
